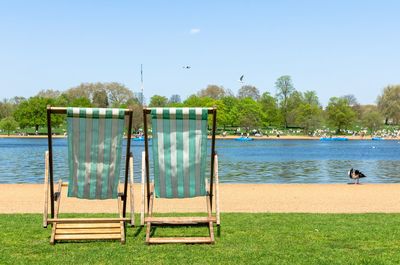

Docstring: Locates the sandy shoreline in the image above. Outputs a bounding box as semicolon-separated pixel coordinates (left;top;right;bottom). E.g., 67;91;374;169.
2;183;400;214
0;134;398;140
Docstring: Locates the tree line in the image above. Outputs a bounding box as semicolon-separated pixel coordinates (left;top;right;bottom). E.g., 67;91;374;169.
0;76;399;136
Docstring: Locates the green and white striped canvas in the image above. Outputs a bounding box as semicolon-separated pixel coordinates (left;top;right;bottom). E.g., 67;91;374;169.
66;107;125;200
151;108;208;198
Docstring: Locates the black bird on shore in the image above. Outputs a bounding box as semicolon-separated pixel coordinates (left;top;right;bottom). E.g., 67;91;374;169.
348;168;367;184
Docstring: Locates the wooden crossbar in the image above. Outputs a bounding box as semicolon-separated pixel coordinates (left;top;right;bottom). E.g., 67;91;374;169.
148;237;214;244
145;216;216;225
47;218;130;223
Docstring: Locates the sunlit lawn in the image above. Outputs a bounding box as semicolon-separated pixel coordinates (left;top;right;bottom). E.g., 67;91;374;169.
1;213;400;264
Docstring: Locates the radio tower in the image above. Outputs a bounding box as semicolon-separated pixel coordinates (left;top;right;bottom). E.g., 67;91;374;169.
140;64;144;107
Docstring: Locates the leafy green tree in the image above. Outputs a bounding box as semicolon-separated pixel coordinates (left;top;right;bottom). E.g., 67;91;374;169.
237;85;260;101
149;95;168;107
197;85;227;99
275;75;295;128
325;97;356;134
0;99;17;119
14;97;63;131
361;105;383;134
183;95;215;107
296;91;322;133
286;91;303;127
259;92;281;126
297;103;322;134
231;98;263;129
0;117;18;135
221;96;240;127
377;85;400;125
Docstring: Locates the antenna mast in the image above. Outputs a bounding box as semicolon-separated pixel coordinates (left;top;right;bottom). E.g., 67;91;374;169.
140;64;144;106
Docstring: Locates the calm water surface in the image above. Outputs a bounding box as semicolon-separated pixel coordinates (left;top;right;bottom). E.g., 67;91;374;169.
0;138;399;184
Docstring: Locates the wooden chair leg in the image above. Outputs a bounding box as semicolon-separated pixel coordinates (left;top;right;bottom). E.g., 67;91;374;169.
129;154;135;227
206;192;215;243
50;179;62;245
214;154;220;226
140;152;146;226
145;192;154;243
43;151;49;228
118;193;126;244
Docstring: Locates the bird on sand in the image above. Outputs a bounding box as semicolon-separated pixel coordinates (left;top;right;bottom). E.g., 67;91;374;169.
348;168;367;184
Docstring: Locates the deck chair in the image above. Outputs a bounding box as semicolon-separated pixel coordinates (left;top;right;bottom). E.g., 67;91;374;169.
43;107;135;244
141;107;220;244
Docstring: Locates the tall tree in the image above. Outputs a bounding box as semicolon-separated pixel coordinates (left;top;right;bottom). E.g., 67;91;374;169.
361;105;383;134
92;89;109;107
13;97;62;131
325;97;356;134
295;90;322;133
36;89;62;99
231;98;263;129
0;99;17;119
259;92;281;126
65;82;134;107
0;117;18;135
197;85;227;99
275;75;295;128
237;85;260;101
149;95;168;107
377;85;400;125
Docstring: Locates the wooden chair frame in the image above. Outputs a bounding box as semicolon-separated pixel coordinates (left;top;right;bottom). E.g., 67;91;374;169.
141;108;220;244
43;106;135;244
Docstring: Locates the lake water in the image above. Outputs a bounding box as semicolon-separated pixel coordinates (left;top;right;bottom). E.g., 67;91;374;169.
0;138;399;184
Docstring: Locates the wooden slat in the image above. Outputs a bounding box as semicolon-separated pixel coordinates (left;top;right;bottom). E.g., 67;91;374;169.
54;233;121;240
145;216;216;225
56;228;120;234
47;218;130;223
56;223;120;229
148;237;213;244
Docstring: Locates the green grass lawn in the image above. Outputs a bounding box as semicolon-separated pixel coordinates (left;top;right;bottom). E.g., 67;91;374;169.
1;213;400;265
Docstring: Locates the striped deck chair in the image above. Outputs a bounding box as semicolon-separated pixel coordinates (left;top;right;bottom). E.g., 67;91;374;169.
141;107;220;244
43;107;135;244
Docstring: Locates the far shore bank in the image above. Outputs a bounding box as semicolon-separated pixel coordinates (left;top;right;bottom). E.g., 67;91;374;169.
2;183;400;213
0;134;398;140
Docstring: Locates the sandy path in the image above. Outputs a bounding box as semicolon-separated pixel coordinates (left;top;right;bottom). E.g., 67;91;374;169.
1;184;400;214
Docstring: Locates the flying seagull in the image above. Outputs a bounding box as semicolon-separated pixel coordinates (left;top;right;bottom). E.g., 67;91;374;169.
348;168;367;184
238;75;244;83
182;66;191;69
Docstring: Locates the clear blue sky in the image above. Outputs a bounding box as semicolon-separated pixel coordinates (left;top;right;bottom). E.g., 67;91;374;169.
1;0;399;106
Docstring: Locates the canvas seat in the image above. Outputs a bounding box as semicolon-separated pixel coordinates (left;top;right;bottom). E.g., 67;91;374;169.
43;107;135;244
141;107;220;244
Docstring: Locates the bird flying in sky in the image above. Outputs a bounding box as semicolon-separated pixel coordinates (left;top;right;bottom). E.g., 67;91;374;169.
182;66;191;69
239;75;244;83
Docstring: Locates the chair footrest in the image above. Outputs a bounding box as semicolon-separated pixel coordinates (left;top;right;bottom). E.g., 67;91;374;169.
55;233;121;241
147;237;214;244
145;216;216;225
54;221;124;242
